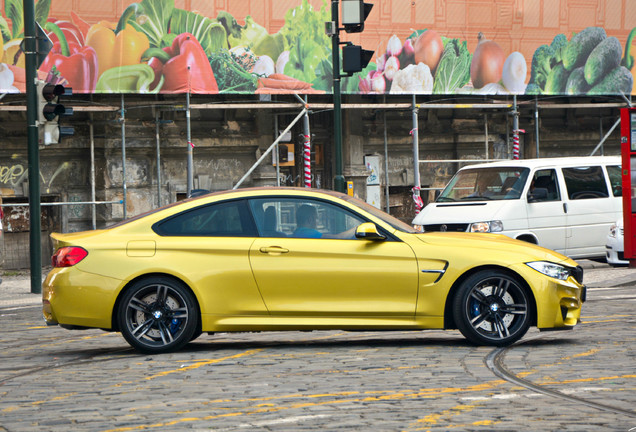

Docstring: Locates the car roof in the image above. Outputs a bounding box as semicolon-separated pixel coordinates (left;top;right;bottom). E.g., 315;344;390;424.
106;187;362;229
457;155;621;171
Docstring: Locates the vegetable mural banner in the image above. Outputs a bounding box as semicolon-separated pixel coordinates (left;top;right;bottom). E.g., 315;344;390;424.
0;0;634;96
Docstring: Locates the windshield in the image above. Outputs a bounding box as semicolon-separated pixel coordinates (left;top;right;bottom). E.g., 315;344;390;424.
437;167;530;202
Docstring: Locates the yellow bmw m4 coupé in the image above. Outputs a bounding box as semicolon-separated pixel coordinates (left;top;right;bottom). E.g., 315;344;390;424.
42;188;586;353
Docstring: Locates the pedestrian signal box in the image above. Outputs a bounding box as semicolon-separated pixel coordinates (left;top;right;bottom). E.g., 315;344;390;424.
620;107;636;265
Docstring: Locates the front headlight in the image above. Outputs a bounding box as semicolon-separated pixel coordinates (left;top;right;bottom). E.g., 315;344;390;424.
470;220;503;233
526;261;571;280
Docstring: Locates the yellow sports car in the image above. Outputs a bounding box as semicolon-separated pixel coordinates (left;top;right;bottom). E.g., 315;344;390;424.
42;188;586;353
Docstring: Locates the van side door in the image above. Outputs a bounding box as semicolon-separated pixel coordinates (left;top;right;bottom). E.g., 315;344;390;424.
526;169;568;255
561;164;621;258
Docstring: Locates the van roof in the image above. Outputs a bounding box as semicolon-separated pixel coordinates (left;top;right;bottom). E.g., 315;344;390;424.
458;155;621;171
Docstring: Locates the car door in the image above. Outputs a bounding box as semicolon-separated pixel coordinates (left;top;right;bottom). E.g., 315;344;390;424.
561;164;620;257
526;168;568;255
247;197;419;316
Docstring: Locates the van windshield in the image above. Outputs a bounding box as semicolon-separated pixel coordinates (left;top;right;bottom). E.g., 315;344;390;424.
437;167;530;202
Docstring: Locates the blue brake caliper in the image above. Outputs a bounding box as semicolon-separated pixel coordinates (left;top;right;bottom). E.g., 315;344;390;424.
169;318;181;335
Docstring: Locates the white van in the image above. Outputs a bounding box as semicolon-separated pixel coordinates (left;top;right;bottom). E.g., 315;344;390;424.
412;156;622;260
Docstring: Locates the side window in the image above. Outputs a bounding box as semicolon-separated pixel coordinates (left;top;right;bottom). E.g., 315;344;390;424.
248;198;366;239
528;169;560;202
606;165;622;197
562;166;609;200
153;200;255;237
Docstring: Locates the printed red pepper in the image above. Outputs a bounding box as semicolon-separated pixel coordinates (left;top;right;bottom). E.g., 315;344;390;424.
40;22;98;92
46;18;85;47
146;33;218;93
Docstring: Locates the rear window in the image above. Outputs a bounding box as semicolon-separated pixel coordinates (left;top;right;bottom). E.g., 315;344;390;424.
153;200;256;237
562;166;609;200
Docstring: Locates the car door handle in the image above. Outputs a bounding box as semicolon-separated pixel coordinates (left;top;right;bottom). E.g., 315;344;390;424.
259;246;289;254
563;203;568;213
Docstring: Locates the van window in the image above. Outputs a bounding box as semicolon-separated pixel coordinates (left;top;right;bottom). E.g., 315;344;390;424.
528;169;560;202
606;165;622;197
437;167;529;202
562;166;609;200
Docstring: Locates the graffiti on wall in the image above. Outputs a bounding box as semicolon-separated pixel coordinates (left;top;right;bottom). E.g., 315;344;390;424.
0;161;71;191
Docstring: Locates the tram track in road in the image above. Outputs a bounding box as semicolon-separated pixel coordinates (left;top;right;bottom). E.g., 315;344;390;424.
486;344;636;418
485;283;636;420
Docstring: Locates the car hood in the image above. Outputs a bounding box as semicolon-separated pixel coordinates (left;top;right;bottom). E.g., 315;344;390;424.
411;231;576;266
412;200;513;225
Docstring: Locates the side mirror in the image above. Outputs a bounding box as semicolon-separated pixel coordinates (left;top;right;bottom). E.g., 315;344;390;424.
355;222;386;240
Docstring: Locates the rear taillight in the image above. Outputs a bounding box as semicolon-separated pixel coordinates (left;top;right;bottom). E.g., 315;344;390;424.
52;246;88;267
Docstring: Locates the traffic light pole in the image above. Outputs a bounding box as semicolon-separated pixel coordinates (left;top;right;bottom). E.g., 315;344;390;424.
24;0;42;294
331;0;346;193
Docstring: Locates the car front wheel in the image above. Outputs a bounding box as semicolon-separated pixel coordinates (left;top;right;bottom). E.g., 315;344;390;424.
452;270;531;346
117;277;199;353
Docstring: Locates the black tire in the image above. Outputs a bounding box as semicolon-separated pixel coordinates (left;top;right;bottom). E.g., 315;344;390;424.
117;276;199;354
452;270;531;346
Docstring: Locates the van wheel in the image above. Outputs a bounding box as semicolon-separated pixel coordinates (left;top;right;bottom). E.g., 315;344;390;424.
453;270;531;346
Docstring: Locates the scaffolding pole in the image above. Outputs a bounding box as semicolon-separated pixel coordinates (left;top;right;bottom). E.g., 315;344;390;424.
411;96;423;215
233;108;308;189
120;95;127;219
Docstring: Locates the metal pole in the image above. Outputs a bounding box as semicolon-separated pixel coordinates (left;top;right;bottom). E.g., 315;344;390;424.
512;95;520;159
535;96;540;158
590;119;620;156
155;106;162;207
24;0;41;294
89;110;96;230
234;109;308;189
274;115;280;186
331;0;345;193
411;95;422;215
484;113;489;159
303;96;312;188
120;95;127;219
383;110;390;213
186;92;193;197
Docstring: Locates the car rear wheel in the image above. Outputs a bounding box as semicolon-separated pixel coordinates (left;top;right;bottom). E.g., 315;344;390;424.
453;270;531;346
117;277;199;353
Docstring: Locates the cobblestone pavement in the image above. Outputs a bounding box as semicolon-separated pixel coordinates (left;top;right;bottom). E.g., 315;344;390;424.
0;262;635;431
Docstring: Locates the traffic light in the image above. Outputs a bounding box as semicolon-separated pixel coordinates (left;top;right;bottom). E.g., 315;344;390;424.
342;43;374;74
36;80;74;145
339;1;374;74
341;0;373;33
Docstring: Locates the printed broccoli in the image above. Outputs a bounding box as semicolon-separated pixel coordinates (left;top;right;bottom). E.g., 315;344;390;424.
529;45;556;89
528;34;569;93
550;34;568;63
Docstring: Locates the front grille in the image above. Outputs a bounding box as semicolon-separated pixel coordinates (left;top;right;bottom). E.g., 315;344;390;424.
423;223;469;232
572;265;584;284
